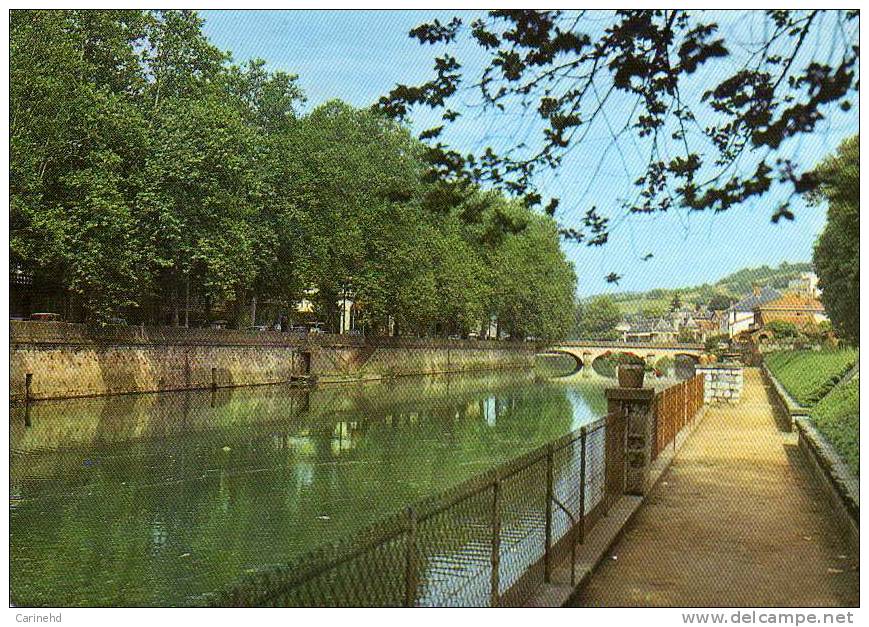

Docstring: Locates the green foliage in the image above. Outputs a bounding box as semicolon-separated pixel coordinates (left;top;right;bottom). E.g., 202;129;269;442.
380;10;856;238
704;333;728;352
677;328;695;343
765;320;799;339
597;261;813;315
10;10;577;336
812;135;859;344
810;379;859;477
707;293;733;311
574;295;621;339
655;355;675;372
639;302;669;318
765;348;858;406
713;262;814;294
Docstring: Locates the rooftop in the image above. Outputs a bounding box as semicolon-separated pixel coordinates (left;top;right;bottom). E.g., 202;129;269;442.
730;287;781;312
755;293;825;312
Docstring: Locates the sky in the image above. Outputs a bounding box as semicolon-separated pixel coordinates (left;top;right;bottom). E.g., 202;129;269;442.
201;10;858;298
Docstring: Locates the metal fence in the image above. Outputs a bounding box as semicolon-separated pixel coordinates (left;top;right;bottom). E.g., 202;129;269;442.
205;375;704;607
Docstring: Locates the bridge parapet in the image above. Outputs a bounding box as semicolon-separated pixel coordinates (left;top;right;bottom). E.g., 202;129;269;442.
555;340;705;351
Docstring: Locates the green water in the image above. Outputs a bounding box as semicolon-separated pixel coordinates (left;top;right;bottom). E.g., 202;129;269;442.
10;357;608;607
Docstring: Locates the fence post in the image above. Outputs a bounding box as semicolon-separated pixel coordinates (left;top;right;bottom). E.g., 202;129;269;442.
544;444;554;583
404;507;418;607
578;427;587;545
25;373;32;404
490;478;501;607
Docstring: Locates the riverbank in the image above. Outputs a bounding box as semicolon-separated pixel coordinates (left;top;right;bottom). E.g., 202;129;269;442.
10;321;539;401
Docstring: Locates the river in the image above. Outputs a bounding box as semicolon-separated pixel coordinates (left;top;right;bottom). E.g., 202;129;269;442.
10;356;614;606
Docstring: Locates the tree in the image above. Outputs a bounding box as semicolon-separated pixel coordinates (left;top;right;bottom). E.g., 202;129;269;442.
812;135;858;344
639;302;668;318
707;293;733;311
670;293;683;312
137;95;264;326
677;328;696;343
378;10;858;254
490;213;577;340
704;333;728;352
9;9;248;323
10;10;153;321
575;296;621;339
272;100;428;331
9;9;580;338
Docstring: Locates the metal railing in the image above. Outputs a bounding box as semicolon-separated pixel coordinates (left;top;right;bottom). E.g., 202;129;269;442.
205;375;705;607
652;374;705;460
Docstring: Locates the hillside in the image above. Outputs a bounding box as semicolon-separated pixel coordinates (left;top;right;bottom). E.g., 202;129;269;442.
589;261;813;315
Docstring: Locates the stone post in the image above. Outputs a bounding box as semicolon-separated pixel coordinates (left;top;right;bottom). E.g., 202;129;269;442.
605;386;655;497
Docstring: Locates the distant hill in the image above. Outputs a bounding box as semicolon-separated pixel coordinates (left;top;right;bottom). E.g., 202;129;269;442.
587;261;814;316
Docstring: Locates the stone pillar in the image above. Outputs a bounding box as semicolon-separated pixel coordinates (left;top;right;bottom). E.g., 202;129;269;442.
582;352;592;377
605;386;655;497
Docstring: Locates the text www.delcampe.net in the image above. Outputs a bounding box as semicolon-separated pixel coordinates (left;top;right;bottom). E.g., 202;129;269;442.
682;613;855;625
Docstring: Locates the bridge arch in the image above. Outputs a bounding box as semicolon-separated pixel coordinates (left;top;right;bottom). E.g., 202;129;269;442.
536;350;583;376
590;350;645;379
540;341;706;380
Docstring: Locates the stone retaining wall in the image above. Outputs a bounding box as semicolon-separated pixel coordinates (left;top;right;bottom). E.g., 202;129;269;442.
760;363;809;421
794;417;859;550
696;364;743;404
10;321;537;401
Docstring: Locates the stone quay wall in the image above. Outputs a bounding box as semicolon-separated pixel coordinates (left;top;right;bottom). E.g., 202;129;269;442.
10;321;538;401
696;364;744;404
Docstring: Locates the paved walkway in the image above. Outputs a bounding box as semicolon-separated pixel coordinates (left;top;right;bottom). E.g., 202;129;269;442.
573;368;859;607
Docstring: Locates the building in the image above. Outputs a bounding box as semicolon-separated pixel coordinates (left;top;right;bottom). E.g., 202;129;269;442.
619;317;678;343
786;272;820;299
752;293;828;333
692;311;720;342
722;286;781;338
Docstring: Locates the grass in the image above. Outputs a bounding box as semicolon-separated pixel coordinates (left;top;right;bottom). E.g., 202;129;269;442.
765;347;858;406
810;378;859;477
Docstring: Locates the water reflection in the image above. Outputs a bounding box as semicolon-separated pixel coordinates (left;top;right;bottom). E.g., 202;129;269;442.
11;370;608;607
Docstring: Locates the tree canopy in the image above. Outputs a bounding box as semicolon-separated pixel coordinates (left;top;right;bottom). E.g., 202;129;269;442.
10;9;576;340
812;135;859;344
574;295;622;339
378;10;858;252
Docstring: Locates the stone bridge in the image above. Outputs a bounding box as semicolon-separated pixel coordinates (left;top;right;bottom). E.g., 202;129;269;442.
540;340;706;376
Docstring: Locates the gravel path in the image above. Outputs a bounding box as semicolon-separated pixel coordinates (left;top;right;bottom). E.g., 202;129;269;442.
573;368;859;607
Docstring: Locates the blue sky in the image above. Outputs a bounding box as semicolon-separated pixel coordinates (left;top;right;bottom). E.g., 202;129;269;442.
201;10;858;297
